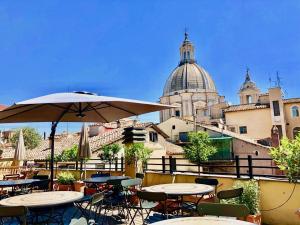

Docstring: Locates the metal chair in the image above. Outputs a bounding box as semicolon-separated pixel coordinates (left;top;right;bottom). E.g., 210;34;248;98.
0;206;27;225
74;193;105;223
197;202;250;219
32;175;50;192
128;191;168;225
217;187;244;201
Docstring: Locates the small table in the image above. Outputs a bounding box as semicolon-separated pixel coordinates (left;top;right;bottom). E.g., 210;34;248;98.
0;191;84;224
150;217;255;225
0;179;41;188
0;191;83;208
83;176;129;184
143;183;214;196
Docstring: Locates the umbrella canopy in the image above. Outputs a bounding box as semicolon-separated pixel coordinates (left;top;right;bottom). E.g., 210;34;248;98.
0;91;173;190
0;92;171;123
13;129;26;166
78;123;91;159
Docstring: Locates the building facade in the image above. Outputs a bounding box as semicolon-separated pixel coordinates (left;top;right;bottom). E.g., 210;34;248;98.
225;71;300;142
159;33;228;125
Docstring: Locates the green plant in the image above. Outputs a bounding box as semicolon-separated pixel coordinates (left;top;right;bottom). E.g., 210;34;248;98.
222;180;260;215
99;144;121;171
125;143;152;170
184;131;217;174
46;145;79;162
10;127;42;150
270;135;300;182
57;171;76;185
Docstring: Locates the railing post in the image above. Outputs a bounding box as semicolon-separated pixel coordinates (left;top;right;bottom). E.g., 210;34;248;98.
121;157;124;172
235;155;240;178
248;155;253;179
45;160;48;170
169;156;176;174
80;159;83;172
115;157;118;171
75;160;78;171
162;156;166;173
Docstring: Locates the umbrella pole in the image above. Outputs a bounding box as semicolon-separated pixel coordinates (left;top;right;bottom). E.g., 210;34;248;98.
50;122;58;191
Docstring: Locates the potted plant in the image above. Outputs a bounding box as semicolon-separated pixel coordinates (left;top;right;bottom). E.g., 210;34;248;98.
56;171;76;191
222;180;261;225
183;131;217;176
125;143;152;174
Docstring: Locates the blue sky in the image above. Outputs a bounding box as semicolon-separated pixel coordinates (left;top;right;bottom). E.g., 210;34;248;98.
0;0;300;134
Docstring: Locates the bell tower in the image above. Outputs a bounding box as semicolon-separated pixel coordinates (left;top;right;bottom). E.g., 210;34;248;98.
239;69;260;104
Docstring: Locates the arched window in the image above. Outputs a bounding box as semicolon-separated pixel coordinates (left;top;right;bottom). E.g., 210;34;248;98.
291;106;299;118
187;51;190;60
183;52;186;60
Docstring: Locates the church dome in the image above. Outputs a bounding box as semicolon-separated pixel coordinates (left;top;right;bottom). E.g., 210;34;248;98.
163;63;217;96
163;33;217;96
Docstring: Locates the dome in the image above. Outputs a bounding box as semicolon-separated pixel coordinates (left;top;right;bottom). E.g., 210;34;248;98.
163;62;217;96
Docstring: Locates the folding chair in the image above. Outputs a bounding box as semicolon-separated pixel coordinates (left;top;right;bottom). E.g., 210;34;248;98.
0;206;27;225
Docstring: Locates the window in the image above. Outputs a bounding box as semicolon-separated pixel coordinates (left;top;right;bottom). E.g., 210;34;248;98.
292;106;299;118
293;127;300;139
272;101;280;116
183;52;186;60
239;126;247;134
149;132;158;142
246;95;252;104
179;132;189;142
187;51;190;59
175;110;180;117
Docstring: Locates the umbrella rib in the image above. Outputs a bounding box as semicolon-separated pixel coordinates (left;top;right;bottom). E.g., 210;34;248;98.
104;102;137;115
88;103;109;123
0;104;45;122
54;103;74;122
49;103;77;113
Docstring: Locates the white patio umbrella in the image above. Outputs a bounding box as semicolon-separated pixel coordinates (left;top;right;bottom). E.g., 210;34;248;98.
0;91;173;190
12;129;26;167
78;123;91;179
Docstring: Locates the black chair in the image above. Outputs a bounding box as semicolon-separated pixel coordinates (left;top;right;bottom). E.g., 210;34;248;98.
0;206;27;225
32;175;50;192
197;202;249;219
128;191;168;225
217;187;243;201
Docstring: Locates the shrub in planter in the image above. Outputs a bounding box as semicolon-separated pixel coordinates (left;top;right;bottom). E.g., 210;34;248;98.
56;171;76;191
222;180;261;225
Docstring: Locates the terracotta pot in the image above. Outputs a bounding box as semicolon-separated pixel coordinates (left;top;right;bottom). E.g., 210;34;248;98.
73;181;85;192
246;213;262;225
57;184;74;191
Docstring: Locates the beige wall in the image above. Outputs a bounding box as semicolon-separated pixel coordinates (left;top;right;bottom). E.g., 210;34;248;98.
158;117;194;142
225;108;272;140
284;102;300;139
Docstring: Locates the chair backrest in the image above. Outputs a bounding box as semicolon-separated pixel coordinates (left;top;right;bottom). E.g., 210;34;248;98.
197;203;250;218
136;173;144;179
121;178;142;189
91;193;104;205
195;178;219;186
0;206;27;225
3;174;20;180
69;217;88;225
137;191;167;202
217;187;243;200
91;173;110;178
32;175;49;180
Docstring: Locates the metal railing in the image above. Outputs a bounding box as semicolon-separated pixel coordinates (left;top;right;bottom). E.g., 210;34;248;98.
145;155;288;179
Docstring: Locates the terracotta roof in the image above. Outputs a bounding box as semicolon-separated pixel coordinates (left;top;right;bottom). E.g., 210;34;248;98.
224;103;269;113
283;98;300;104
1;122;166;160
0;105;7;111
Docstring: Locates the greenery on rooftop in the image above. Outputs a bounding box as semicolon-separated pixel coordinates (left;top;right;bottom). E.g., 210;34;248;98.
270;134;300;183
125;143;152;172
10;127;42;150
47;145;78;162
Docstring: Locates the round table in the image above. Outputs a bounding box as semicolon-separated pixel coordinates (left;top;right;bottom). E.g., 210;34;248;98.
83;176;129;184
150;217;255;225
0;179;41;188
0;191;83;208
143;183;214;196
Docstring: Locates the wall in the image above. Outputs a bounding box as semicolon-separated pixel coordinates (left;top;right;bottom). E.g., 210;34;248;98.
284;102;300;139
144;172;300;225
225;108;272;140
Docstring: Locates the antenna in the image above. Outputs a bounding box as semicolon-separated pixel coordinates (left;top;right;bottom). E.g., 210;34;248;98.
276;71;282;88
